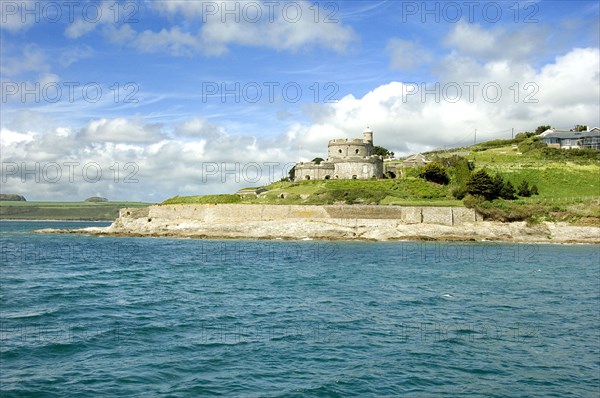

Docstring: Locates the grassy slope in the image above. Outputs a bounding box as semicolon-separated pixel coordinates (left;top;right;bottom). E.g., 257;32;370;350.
463;146;599;199
163;138;599;224
164;178;463;207
0;201;151;220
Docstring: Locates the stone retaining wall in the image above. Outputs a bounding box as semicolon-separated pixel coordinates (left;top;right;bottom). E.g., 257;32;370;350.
119;204;481;226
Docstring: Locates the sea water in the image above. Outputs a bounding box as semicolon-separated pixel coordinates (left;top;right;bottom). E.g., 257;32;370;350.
1;221;599;397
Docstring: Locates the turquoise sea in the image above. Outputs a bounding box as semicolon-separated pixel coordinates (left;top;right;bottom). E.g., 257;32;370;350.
1;221;599;397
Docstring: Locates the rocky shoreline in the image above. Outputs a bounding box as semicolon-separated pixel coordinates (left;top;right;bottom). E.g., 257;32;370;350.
36;204;600;244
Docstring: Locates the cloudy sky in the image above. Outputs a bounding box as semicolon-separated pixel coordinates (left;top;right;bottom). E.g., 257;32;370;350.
1;0;599;201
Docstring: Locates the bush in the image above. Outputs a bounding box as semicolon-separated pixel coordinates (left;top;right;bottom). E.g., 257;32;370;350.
450;184;469;200
419;162;450;185
518;137;547;153
500;180;517;200
464;197;546;222
476;138;519;149
530;184;539;195
539;147;600;161
517;180;532;197
462;194;484;209
515;132;535;142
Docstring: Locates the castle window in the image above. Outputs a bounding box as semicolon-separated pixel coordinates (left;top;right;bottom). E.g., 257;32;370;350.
338;149;342;154
352;175;357;179
325;175;330;180
355;149;359;154
305;175;311;180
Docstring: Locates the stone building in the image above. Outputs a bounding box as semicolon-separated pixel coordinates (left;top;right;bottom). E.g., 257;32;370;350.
294;128;384;181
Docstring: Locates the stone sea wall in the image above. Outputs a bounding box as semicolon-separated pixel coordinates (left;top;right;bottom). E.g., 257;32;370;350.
119;204;481;226
40;204;599;243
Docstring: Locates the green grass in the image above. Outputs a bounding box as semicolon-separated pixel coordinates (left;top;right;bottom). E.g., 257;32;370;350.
164;178;453;206
162;195;241;205
461;146;599;198
0;201;152;220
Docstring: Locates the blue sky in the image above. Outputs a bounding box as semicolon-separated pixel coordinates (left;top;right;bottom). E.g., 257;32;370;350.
1;0;599;201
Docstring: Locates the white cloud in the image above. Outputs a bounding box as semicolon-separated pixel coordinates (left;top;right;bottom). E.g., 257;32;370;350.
64;0;120;39
80;117;164;143
387;38;433;71
133;27;203;56
111;0;356;56
59;45;95;67
0;45;49;77
1;114;296;201
0;0;37;32
0;128;34;146
443;20;551;63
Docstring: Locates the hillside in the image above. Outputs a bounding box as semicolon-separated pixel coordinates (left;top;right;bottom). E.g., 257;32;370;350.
164;135;599;225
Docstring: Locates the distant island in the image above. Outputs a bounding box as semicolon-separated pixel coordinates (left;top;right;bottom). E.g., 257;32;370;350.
0;200;151;221
85;196;109;202
0;194;26;201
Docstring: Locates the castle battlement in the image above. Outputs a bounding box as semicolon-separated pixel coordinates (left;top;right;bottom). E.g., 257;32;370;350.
296;161;334;168
294;127;383;181
329;138;366;145
330;155;383;161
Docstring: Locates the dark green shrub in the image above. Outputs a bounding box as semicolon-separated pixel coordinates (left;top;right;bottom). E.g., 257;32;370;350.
419;162;450;185
467;170;497;200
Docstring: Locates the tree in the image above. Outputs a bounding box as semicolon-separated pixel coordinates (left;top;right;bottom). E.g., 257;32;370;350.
535;125;551;135
467;169;497;200
517;180;532;197
372;146;394;158
288;165;296;181
571;125;587;132
419;162;450;185
312;157;324;164
492;173;505;199
500;180;517;200
515;132;535;142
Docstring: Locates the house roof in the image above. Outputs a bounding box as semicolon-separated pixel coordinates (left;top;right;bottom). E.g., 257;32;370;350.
540;127;600;137
403;153;430;163
541;131;600;140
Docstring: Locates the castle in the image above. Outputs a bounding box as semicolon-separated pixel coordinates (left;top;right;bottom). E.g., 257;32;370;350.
294;127;384;181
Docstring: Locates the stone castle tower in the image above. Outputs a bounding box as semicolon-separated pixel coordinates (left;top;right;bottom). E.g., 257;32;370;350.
294;127;384;181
